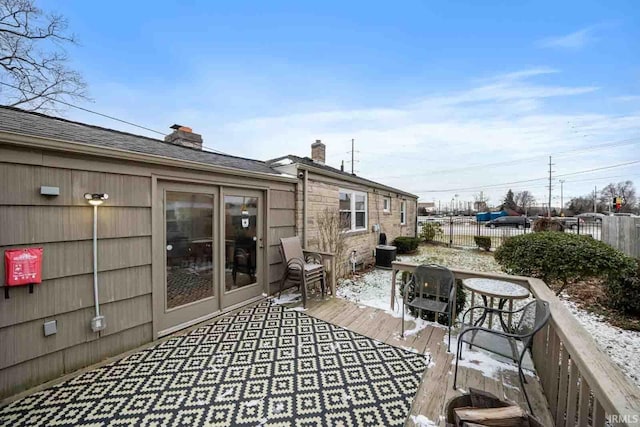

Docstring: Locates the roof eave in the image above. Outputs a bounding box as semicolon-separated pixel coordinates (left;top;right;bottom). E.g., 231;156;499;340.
292;161;418;199
0;130;298;183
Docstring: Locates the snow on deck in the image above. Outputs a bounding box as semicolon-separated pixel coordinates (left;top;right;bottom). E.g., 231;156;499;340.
335;245;640;390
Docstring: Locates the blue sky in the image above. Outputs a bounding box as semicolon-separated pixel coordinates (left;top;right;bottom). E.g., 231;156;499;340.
41;0;640;207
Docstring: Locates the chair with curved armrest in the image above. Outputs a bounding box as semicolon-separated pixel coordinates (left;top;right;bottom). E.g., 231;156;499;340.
453;299;550;413
279;237;326;308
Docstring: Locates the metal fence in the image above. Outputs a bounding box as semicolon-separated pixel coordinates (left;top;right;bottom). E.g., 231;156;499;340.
418;216;602;249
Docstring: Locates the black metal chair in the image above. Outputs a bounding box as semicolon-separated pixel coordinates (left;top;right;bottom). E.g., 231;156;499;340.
402;264;456;352
453;299;550;413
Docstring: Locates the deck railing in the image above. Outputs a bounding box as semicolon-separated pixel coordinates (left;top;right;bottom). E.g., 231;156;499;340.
392;262;640;427
452;269;640;427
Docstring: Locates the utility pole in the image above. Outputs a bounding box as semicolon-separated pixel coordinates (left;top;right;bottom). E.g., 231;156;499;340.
593;186;597;213
559;179;565;216
547;156;554;217
351;138;355;174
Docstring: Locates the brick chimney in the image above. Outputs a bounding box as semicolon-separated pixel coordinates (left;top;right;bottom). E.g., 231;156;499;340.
165;124;203;150
311;140;325;164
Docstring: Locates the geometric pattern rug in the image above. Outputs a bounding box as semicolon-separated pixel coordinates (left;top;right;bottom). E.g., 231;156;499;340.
0;300;427;426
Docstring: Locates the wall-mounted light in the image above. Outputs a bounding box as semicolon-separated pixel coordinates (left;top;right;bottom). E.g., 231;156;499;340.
84;193;109;332
84;193;109;206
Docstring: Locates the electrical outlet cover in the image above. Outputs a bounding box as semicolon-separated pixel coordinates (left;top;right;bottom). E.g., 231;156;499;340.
91;315;106;332
43;320;57;336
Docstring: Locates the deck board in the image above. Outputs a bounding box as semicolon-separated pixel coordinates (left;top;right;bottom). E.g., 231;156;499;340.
301;295;554;427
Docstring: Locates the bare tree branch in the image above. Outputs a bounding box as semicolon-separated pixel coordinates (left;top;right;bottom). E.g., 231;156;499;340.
0;0;88;113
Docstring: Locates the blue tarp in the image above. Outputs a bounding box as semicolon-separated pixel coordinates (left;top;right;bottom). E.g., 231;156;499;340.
475;212;491;222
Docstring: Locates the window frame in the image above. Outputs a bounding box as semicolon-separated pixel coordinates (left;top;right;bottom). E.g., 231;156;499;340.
339;188;368;232
383;196;391;213
400;200;407;225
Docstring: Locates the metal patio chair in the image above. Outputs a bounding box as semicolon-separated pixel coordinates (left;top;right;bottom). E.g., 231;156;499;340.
402;264;456;352
279;237;326;308
453;299;550;413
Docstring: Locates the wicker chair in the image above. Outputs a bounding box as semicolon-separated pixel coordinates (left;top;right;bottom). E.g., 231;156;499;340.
402;264;456;351
279;237;326;308
454;299;550;413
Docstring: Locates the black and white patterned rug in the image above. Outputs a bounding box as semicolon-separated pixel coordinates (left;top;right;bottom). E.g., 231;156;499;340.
0;301;427;426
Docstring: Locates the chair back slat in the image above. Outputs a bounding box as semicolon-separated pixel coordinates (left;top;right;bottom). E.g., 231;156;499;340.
280;237;305;263
412;264;455;301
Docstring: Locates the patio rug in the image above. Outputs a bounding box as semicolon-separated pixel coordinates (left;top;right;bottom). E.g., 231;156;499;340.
0;300;427;426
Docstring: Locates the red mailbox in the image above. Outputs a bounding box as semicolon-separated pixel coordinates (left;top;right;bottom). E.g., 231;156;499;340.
5;248;43;286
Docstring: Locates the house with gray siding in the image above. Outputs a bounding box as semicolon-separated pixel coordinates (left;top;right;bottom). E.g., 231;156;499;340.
0;107;298;399
0;107;417;400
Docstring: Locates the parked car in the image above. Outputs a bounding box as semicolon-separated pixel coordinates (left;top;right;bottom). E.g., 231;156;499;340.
485;216;530;229
576;212;605;223
557;217;585;230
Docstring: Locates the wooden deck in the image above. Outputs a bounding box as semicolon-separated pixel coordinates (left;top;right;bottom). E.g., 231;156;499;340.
300;296;554;427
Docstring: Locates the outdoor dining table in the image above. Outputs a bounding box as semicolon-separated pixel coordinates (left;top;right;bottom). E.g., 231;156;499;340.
461;277;530;331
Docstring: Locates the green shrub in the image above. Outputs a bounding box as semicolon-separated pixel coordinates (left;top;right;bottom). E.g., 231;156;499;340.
473;236;491;251
607;259;640;316
399;276;466;325
420;222;443;242
393;236;420;254
494;232;636;294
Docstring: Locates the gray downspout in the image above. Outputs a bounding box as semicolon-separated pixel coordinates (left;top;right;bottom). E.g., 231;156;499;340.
303;169;308;248
415;200;419;237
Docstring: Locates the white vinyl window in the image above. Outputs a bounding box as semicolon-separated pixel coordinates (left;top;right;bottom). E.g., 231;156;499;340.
400;200;407;225
383;197;391;212
339;189;367;231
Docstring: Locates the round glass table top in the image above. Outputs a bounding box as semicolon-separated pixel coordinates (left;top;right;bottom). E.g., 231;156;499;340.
462;278;529;299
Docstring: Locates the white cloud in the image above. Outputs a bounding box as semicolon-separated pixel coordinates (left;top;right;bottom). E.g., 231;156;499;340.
537;27;595;50
612;95;640;103
64;67;640;207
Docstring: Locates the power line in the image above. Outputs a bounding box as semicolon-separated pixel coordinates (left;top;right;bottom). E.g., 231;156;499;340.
555;160;640;178
413;160;640;193
371;136;640;179
0;81;166;136
0;80;232;156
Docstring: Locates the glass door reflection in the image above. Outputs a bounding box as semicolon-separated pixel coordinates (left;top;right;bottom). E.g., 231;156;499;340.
165;191;214;309
224;195;258;291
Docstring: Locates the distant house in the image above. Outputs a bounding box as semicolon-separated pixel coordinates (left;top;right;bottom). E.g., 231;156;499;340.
417;202;436;215
268;140;418;272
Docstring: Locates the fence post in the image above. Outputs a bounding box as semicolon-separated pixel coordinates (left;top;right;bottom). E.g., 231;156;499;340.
449;216;453;247
577;217;580;235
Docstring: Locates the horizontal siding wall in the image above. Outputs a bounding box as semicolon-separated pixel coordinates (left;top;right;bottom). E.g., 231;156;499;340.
0;162;153;398
268;189;296;294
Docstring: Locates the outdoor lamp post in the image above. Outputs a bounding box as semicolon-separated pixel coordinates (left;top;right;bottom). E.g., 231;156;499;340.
84;193;109;332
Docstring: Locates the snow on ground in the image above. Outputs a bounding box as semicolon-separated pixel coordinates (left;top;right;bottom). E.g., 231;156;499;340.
562;298;640;388
404;245;501;273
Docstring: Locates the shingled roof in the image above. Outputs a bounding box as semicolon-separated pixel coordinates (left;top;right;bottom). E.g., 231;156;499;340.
0;106;282;176
267;154;418;198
